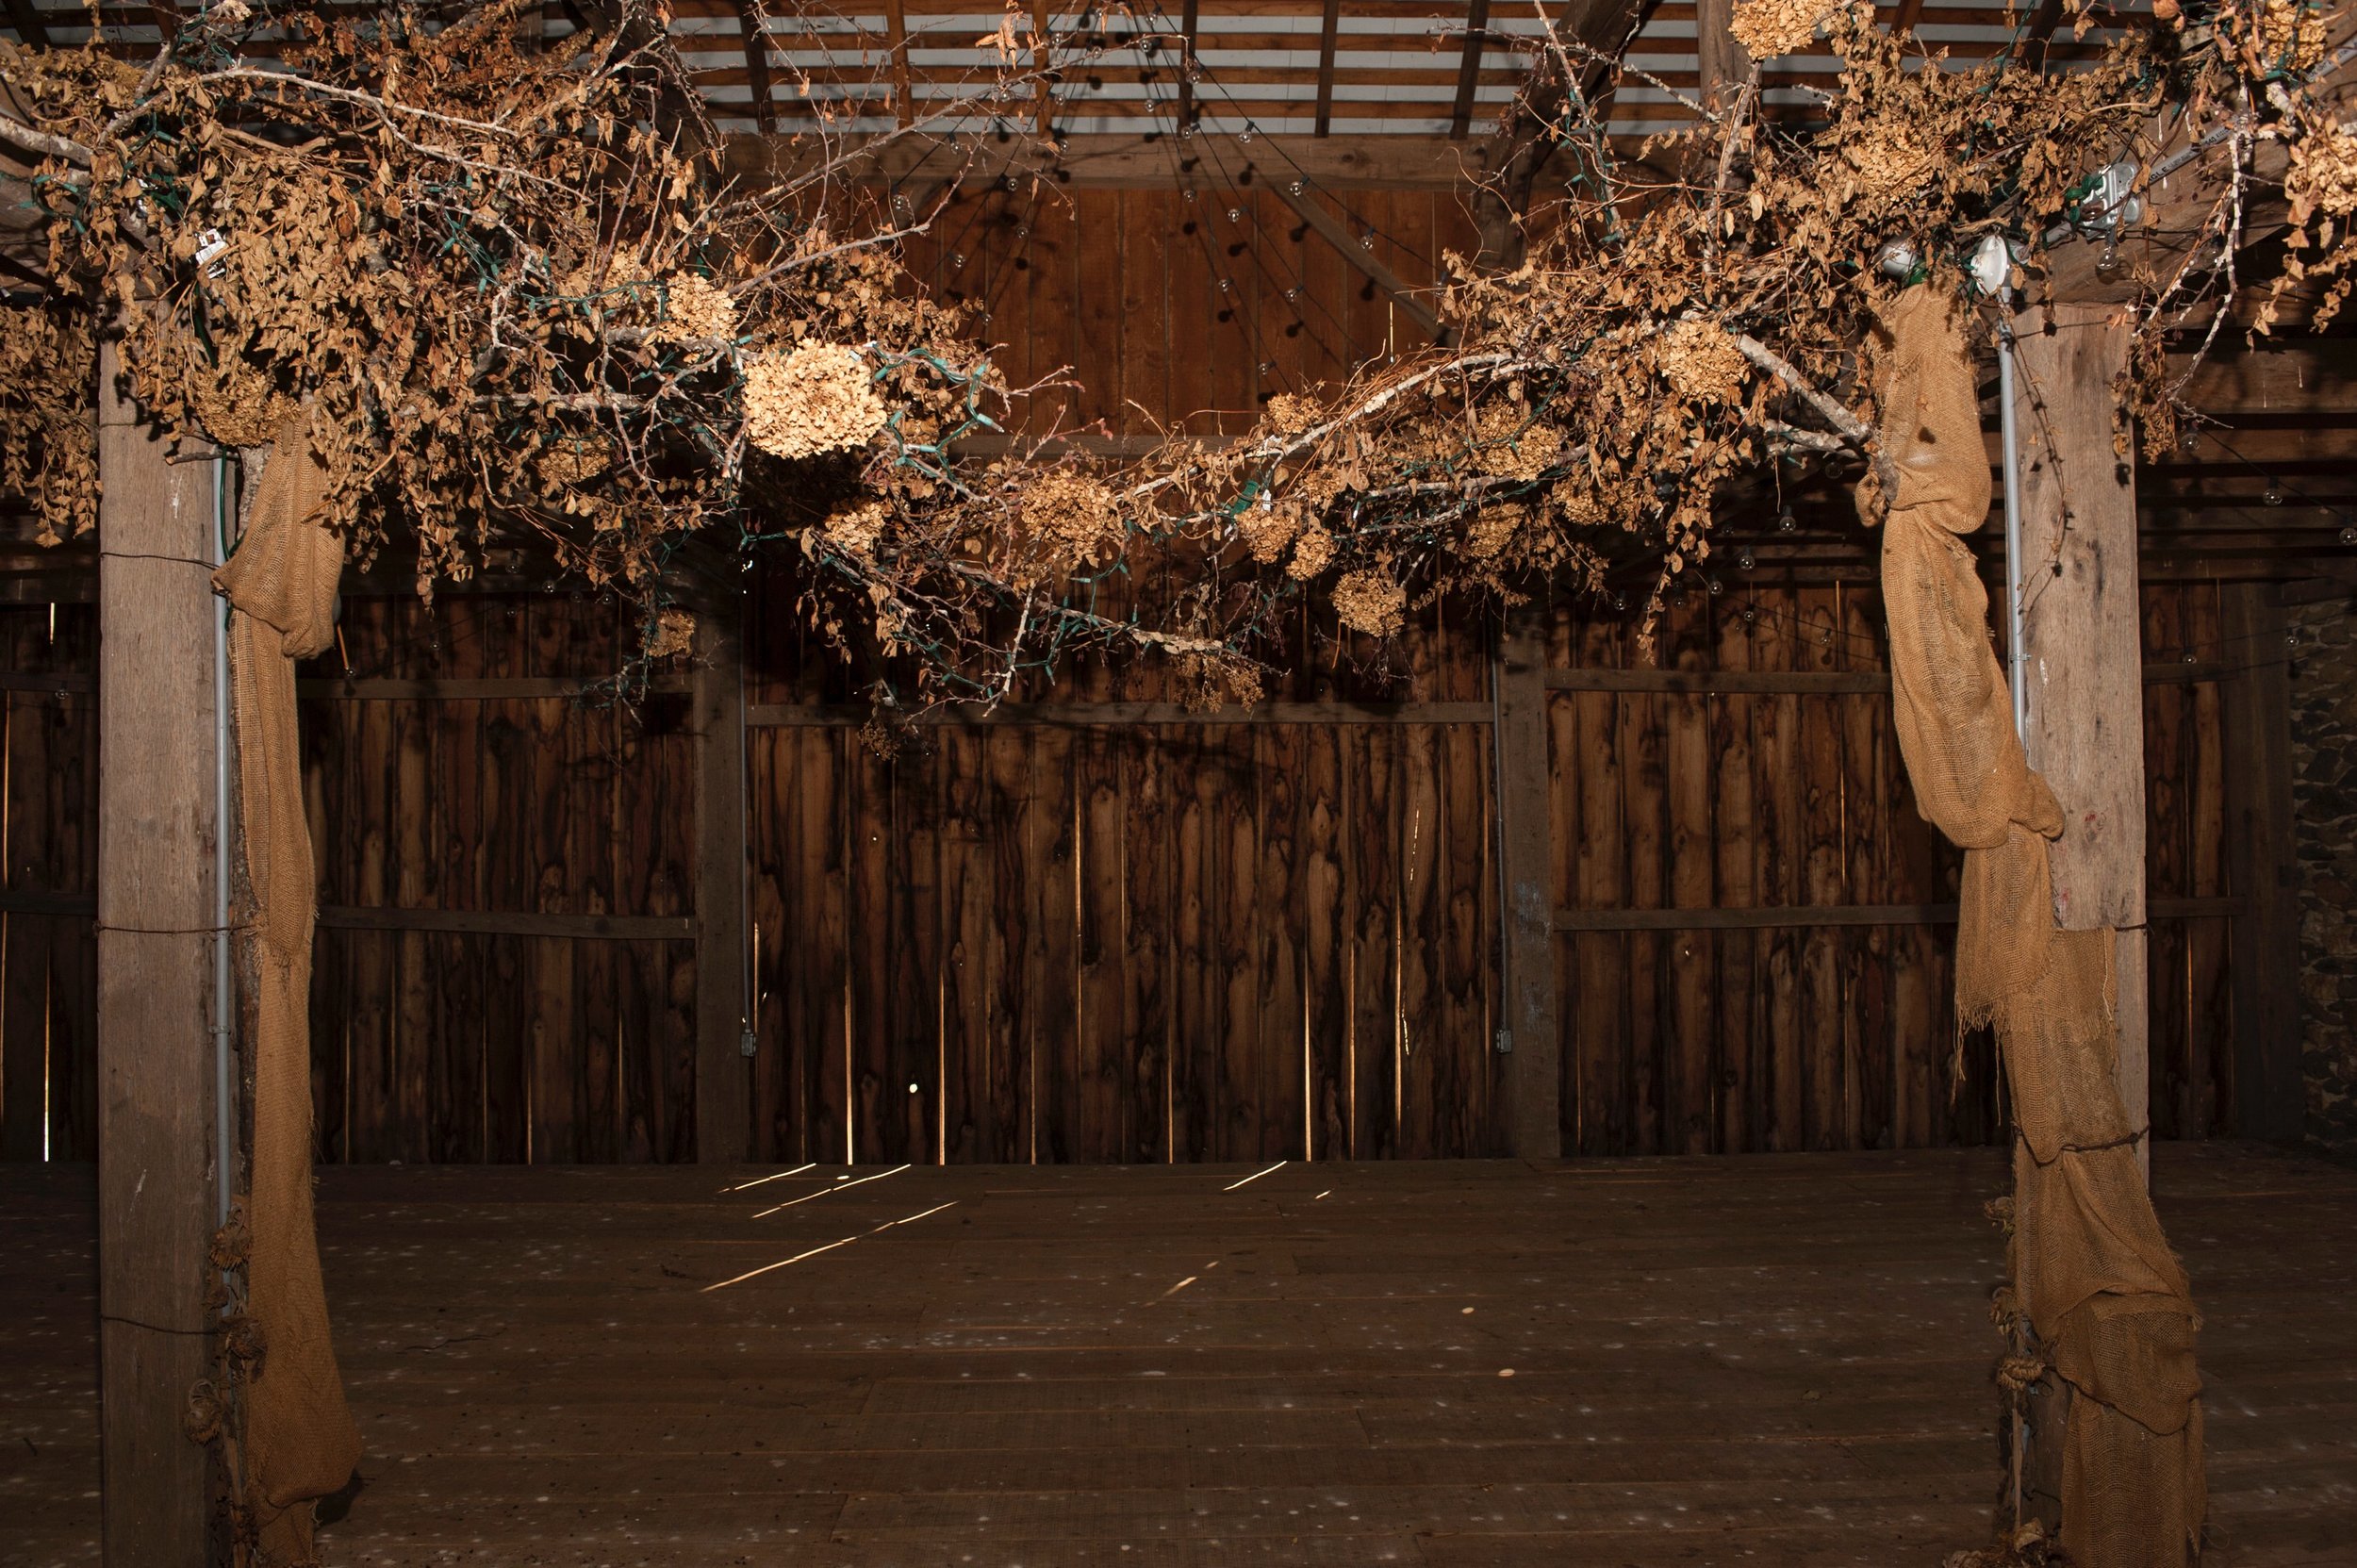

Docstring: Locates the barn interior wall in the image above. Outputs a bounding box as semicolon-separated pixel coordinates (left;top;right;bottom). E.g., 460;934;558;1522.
0;571;2248;1164
0;191;2278;1164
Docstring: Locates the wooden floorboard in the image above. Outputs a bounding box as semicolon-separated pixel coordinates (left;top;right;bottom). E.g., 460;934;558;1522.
1;1144;2352;1566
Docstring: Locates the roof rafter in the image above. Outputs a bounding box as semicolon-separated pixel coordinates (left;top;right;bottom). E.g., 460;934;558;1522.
1312;0;1340;137
733;0;775;138
1450;0;1492;140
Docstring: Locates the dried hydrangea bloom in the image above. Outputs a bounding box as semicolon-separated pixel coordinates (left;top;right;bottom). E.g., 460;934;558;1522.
1238;500;1303;565
1655;319;1749;406
1286;525;1335;582
643;607;696;659
1478;419;1564;483
537;437;613;486
1022;471;1125;569
1333;568;1407;638
822;499;891;559
1464;503;1528;562
656;273;737;343
1551;479;1608;529
2288;127;2357;226
1263;392;1324;435
745;342;888;462
1731;0;1852;59
1838;122;1939;206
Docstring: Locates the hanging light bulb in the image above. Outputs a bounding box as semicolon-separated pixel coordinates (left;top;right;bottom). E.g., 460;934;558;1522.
1737;548;1755;571
1227;206;1241;223
1777;505;1797;533
2265;483;2284;506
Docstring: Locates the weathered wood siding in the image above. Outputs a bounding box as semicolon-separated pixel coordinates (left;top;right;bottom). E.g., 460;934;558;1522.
0;604;98;1162
297;595;700;1164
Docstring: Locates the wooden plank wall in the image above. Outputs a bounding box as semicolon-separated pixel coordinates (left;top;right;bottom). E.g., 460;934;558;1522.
1549;583;1980;1156
1546;579;2236;1156
2144;585;2236;1140
296;595;699;1164
902;183;1470;432
743;583;1502;1164
0;578;2257;1167
0;604;98;1163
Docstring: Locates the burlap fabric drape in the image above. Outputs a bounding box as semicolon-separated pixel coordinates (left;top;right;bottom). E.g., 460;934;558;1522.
1871;289;2203;1567
213;411;359;1564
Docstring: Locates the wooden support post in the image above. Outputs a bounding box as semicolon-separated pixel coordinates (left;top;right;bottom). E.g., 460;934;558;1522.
693;598;750;1164
1694;0;1752;112
2012;304;2150;1168
94;340;219;1566
1496;603;1559;1158
2221;584;2303;1140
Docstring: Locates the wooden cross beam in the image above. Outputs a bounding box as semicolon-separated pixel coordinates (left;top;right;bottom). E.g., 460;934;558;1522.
1266;174;1447;342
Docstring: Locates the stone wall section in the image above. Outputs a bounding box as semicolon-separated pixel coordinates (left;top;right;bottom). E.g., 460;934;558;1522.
2289;599;2357;1156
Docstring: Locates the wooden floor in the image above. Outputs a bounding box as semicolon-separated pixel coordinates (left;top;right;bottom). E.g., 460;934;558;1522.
6;1145;2355;1567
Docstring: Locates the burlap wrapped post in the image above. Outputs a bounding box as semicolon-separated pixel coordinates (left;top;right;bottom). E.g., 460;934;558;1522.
1870;289;2203;1568
212;412;361;1564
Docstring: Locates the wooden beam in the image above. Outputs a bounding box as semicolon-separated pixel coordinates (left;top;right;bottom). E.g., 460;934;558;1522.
884;0;914;127
0;887;96;917
692;602;750;1163
2220;584;2305;1139
1552;897;2240;933
2018;0;2068;74
1545;664;2237;695
0;669;94;694
1496;603;1558;1156
1550;668;1891;695
1695;0;1751;111
1031;0;1055;138
2;0;52;49
293;675;689;701
94;337;216;1567
1450;0;1492;140
1313;0;1341;138
734;0;776;138
1178;0;1199;131
746;700;1498;727
734;132;1545;190
316;906;695;940
1266;175;1447;342
2012;303;2151;1163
